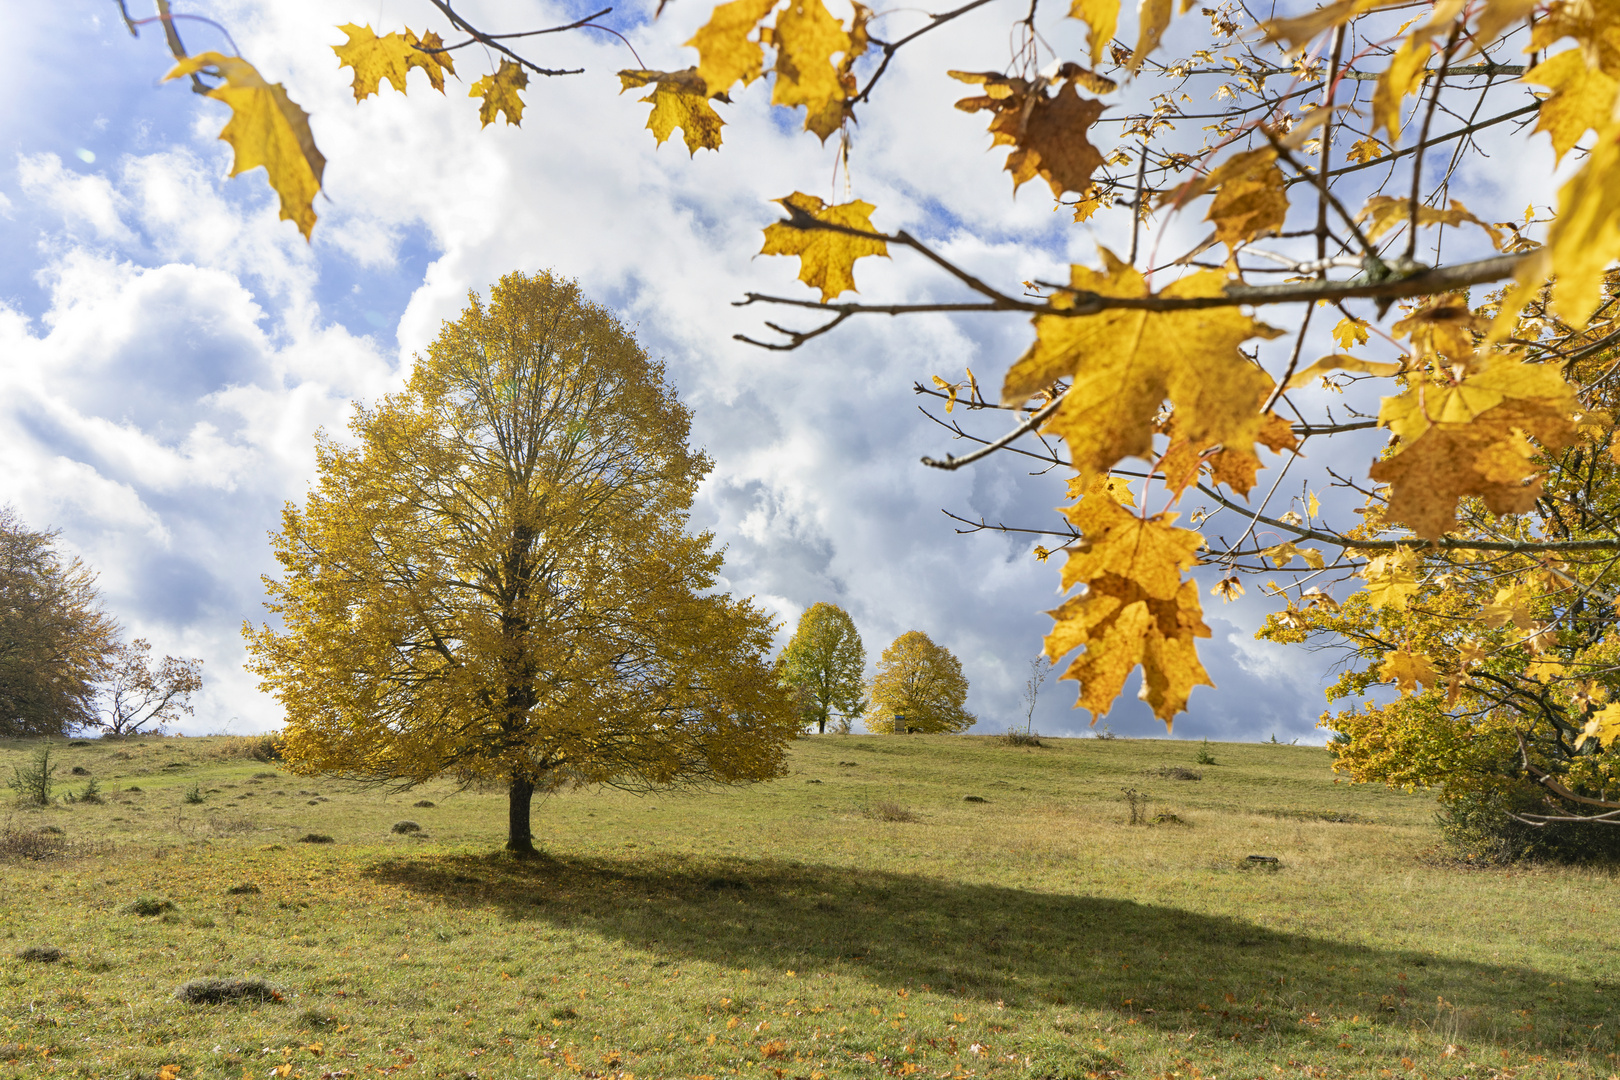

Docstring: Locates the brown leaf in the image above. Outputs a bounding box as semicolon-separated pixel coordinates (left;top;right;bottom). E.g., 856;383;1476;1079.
952;72;1107;198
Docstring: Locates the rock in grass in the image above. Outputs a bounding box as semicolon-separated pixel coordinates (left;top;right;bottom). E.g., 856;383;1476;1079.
174;977;280;1004
123;897;176;917
413;800;435;808
17;945;62;963
391;821;421;834
296;833;335;844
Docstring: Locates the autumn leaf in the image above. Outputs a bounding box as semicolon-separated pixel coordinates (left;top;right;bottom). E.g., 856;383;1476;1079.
1368;356;1581;539
1360;551;1418;610
759;192;888;301
952;71;1107;198
1262;0;1411;50
771;0;854;141
1332;315;1370;350
1524;48;1619;164
1185;147;1288;251
405;30;456;92
332;24;417;101
470;60;528;127
1284;355;1403;390
619;69;726;154
164;52;325;240
1069;0;1120;66
1346;137;1385;163
1128;0;1174;74
1372;34;1431;143
1044;484;1213;725
1577;702;1620;749
1379;647;1436;694
1389;293;1490;365
1541;117;1620;324
688;0;780;95
1481;584;1535;630
1356;195;1504;249
1001;247;1284;484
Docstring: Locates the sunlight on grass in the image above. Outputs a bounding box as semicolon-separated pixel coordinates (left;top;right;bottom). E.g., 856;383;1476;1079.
1;733;1616;1078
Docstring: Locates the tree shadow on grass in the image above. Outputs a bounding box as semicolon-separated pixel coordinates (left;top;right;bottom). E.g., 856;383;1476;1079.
369;851;1617;1062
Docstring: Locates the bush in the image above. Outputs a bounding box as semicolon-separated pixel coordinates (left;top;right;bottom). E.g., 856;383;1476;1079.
1437;784;1620;865
62;777;103;804
1195;739;1217;765
7;747;58;805
183;783;204;804
216;734;285;762
413;800;435;808
124;897;177;916
1001;730;1043;747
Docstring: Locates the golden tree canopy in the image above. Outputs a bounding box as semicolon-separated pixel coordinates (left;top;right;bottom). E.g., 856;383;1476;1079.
777;601;867;733
865;630;975;734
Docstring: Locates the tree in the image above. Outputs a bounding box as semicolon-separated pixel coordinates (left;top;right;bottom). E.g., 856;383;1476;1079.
777;602;867;734
96;640;204;736
0;507;119;737
1020;656;1051;736
865;631;975;734
243;271;800;854
122;3;1620;816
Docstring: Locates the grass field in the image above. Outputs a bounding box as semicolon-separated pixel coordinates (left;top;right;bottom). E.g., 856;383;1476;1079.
1;732;1617;1080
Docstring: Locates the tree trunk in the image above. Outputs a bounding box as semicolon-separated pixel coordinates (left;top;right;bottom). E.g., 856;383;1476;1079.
817;715;826;734
507;774;536;855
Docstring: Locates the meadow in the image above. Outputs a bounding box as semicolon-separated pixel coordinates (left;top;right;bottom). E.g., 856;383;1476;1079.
1;732;1617;1080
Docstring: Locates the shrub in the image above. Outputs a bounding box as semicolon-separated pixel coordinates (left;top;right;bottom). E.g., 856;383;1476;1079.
174;977;280;1004
62;777;103;804
7;747;58;805
1152;767;1201;781
183;783;204;805
1001;730;1043;747
70;766;89;776
1436;784;1620;865
216;734;285;762
1195;739;1217;765
391;821;421;834
1121;788;1149;825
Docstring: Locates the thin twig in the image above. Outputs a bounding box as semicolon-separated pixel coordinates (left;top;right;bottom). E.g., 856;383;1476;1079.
921;395;1066;470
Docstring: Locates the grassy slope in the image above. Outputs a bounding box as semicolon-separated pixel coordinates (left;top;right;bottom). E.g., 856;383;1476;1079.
1;733;1617;1080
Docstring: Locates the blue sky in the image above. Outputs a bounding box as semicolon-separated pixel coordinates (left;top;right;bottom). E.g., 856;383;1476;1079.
1;2;1551;740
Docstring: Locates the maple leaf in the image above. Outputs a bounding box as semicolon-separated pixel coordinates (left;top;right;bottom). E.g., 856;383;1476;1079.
952;72;1107;198
1332;316;1370;350
1480;584;1536;630
1379;647;1436;694
1128;0;1174;74
1368;356;1581;539
619;69;726;154
1360;551;1418;610
1211;576;1244;602
1001;247;1284;483
1185;147;1288;251
1541;116;1620;325
1346;137;1385;163
405;30;456;93
1356;196;1504;250
1044;485;1213;725
759;192;888;301
332;24;417;101
1577;702;1620;749
689;0;780;95
1524;48;1619;163
164;52;325;240
1372;34;1431;143
1069;0;1120;67
771;0;855;141
470;60;528;127
1204;411;1297;495
1283;355;1402;390
1262;0;1411;50
1389;293;1490;366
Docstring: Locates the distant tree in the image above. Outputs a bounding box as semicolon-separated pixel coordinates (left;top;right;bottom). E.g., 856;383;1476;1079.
244;271;801;854
0;507;119;737
777;602;866;734
865;631;975;735
96;640;204;736
1020;656;1052;736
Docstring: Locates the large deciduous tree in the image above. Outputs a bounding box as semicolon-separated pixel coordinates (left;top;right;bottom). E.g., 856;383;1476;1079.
778;602;867;734
865;631;975;734
244;271;800;854
97;640;204;736
0;507;119;738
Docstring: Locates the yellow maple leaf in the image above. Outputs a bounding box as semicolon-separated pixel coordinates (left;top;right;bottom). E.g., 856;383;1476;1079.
1526;657;1566;683
470;60;528;127
405;30;456;93
1578;702;1620;749
164;52;325;240
1379;647;1436;694
1346;137;1385;164
332;24;418;101
1306;490;1320;519
1371;34;1431;143
1001;247;1283;483
1189;147;1288;251
759;192;889;301
1360;551;1418;610
619;69;725;154
1102;475;1136;506
952;72;1107;198
1480;584;1535;630
689;0;780;96
1263;0;1410;48
1069;0;1120;67
1333;317;1370;351
1356;196;1504;250
1524;48;1619;164
1389;293;1490;365
1045;486;1213;725
771;0;853;141
1368;356;1580;539
1541;116;1620;325
1128;0;1174;74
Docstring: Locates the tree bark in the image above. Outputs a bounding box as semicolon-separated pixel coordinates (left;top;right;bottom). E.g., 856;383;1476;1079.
507;774;536;855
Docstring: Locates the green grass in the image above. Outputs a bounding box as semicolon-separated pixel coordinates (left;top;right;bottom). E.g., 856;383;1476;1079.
1;732;1618;1079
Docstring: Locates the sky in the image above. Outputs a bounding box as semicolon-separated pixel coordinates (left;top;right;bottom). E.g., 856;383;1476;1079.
0;1;1554;740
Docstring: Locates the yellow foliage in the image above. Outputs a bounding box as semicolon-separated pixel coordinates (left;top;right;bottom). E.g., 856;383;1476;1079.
759;192;888;301
470;60;528;127
864;631;975;733
619;69;726;154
